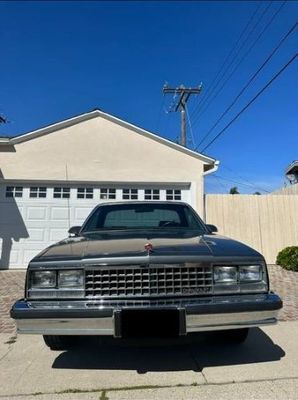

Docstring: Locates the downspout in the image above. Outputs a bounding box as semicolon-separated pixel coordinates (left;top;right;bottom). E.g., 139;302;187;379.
202;160;220;222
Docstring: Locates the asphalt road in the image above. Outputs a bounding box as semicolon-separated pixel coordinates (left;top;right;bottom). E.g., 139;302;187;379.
0;321;297;399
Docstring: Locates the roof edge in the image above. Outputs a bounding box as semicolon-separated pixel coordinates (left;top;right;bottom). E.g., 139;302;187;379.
285;160;298;175
0;109;217;165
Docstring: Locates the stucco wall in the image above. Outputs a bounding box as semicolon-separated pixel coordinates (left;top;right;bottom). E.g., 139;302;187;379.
0;115;208;214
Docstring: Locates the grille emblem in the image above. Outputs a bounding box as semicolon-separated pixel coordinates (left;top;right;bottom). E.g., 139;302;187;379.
144;243;153;254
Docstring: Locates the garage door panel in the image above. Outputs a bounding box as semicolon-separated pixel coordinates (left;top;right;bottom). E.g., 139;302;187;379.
9;250;21;265
74;207;94;221
49;229;69;242
26;228;45;242
0;204;25;224
27;206;47;220
50;207;70;220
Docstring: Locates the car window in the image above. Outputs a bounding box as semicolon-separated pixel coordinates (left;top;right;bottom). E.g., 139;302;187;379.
103;208;182;228
82;203;206;232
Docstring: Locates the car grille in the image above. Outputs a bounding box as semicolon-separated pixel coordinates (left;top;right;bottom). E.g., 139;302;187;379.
85;264;213;298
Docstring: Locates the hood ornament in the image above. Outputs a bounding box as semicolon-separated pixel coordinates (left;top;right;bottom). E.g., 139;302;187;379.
144;242;153;254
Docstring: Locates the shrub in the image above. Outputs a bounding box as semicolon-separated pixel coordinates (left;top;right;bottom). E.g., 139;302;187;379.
276;246;298;272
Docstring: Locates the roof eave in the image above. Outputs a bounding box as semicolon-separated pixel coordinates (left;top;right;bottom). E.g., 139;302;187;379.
285;161;298;175
0;109;218;166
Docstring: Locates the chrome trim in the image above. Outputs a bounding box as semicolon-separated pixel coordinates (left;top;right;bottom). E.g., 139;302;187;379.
15;311;278;336
186;311;277;332
17;317;114;335
29;255;264;268
15;293;277;309
12;293;282;336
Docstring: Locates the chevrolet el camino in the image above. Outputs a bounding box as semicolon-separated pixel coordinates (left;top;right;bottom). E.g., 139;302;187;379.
11;202;282;350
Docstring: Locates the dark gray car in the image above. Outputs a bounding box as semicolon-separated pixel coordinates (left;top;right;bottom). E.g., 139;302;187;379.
11;201;282;350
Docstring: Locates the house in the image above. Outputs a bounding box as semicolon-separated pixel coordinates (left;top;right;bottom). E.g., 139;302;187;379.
0;109;218;269
272;161;298;195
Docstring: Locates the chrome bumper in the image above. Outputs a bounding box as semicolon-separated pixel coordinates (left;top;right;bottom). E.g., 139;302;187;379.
11;293;282;336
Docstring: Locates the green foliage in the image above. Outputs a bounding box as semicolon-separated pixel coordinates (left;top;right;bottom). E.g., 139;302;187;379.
229;186;239;194
276;246;298;271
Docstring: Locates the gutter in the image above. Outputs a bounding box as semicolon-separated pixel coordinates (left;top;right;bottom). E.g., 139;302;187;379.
203;160;220;176
0;138;11;144
203;160;220;223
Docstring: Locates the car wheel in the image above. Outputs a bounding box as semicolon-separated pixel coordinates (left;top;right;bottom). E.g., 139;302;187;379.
220;328;250;344
43;335;77;350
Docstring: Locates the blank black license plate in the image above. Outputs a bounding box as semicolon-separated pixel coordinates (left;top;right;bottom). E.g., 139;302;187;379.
116;309;184;338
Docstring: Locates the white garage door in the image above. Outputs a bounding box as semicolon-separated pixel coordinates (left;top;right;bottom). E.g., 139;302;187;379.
0;183;193;269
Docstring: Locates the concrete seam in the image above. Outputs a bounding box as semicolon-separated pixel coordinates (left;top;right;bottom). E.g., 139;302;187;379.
1;377;298;398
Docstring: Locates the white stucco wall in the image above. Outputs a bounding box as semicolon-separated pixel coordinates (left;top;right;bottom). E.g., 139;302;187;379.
0;114;211;214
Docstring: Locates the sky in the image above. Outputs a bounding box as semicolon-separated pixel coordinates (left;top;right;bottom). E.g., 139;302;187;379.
0;0;297;194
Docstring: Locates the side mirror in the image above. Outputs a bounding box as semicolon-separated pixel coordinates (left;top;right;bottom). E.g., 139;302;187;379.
206;224;218;233
68;226;81;237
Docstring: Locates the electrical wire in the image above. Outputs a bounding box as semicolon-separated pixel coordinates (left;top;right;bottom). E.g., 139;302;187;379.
212;174;270;193
155;93;166;133
196;17;297;150
192;0;287;127
191;1;272;122
190;1;263;121
185;104;196;149
200;51;298;152
220;165;272;193
209;174;230;193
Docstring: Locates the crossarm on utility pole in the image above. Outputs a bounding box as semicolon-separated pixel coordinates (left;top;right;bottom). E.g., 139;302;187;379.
162;84;202;147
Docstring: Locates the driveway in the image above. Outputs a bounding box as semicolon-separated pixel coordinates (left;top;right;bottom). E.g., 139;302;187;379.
0;322;298;399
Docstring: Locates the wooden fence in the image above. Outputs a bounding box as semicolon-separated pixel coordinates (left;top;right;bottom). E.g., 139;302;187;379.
205;194;298;264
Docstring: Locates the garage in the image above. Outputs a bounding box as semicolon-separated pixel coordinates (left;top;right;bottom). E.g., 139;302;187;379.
0;109;218;268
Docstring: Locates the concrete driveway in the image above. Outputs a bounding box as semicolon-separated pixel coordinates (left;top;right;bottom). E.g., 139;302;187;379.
0;321;297;399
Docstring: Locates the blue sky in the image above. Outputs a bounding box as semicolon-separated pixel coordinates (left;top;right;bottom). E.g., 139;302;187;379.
0;1;297;193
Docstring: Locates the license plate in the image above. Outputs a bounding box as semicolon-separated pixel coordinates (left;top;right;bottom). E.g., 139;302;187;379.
114;308;186;338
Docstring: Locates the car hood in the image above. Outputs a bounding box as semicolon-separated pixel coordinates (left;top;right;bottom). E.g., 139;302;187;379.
32;231;263;263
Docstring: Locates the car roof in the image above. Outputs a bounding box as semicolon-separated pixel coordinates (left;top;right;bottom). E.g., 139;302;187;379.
97;201;190;207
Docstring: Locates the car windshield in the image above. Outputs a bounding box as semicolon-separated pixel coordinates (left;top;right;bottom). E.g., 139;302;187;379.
82;203;207;233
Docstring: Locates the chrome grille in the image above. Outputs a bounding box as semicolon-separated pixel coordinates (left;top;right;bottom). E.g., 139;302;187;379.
85;264;213;298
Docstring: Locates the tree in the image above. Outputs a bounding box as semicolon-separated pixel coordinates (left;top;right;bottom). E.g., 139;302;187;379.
253;191;261;195
229;186;239;194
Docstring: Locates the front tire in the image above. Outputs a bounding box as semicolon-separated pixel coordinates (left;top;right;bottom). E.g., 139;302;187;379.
43;335;77;350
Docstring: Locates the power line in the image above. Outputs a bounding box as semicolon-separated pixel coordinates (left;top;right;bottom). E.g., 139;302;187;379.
197;17;297;150
185;104;196;149
155;93;166;133
210;174;230;193
200;51;298;152
212;174;270;193
190;1;271;122
190;1;262;121
192;0;286;127
220;165;272;193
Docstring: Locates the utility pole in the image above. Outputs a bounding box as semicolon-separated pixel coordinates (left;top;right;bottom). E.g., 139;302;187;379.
163;84;202;147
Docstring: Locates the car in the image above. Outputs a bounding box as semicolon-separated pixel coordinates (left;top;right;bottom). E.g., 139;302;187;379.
11;201;282;350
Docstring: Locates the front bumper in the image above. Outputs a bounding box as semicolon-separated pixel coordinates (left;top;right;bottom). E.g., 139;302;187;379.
11;293;282;336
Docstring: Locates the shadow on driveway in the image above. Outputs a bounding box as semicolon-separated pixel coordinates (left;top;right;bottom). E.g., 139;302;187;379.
52;327;285;373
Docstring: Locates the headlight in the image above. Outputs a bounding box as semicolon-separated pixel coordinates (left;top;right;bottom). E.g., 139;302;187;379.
214;266;237;283
28;269;84;299
58;270;84;288
31;271;56;288
239;265;262;281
